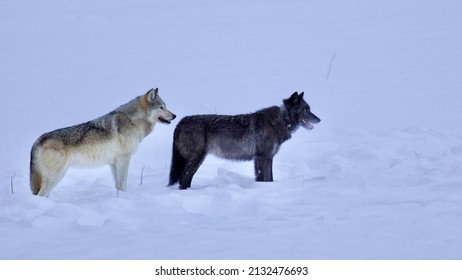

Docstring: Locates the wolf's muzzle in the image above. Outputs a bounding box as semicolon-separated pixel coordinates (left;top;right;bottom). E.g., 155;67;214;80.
302;113;320;130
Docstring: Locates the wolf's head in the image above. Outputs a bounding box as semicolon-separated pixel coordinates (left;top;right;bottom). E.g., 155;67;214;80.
283;92;320;131
143;88;176;124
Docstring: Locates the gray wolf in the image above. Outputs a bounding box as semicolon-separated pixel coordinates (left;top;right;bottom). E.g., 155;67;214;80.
30;88;176;197
168;91;320;189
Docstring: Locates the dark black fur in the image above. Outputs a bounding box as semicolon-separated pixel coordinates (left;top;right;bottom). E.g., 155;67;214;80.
168;92;320;189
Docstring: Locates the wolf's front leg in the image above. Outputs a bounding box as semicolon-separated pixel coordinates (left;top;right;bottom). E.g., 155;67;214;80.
254;155;273;182
111;155;131;192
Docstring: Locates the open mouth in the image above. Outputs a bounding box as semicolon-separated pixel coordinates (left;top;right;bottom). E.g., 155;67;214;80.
158;117;171;124
301;119;314;130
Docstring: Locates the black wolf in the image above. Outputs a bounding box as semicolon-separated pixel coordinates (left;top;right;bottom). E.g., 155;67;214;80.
168;92;320;189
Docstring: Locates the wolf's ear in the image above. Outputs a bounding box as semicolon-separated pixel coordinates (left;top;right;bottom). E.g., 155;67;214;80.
299;92;304;99
288;92;300;104
290;92;299;99
145;88;158;102
284;92;298;106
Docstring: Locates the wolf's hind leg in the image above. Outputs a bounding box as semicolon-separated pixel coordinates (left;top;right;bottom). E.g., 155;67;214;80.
34;148;68;197
179;153;206;189
111;155;131;192
169;145;187;186
36;165;68;197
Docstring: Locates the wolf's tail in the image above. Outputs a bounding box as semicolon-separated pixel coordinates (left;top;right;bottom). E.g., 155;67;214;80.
168;143;186;186
30;142;42;195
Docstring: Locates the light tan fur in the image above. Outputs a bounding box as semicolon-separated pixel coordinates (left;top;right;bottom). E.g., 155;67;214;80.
30;88;176;197
140;90;150;112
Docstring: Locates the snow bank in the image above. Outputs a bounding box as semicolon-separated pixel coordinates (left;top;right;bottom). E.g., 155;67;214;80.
1;0;461;259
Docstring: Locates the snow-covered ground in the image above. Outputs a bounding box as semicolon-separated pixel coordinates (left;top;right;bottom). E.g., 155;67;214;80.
1;0;461;259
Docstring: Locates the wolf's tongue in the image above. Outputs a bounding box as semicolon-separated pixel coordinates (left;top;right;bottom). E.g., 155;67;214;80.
302;119;314;129
158;117;171;124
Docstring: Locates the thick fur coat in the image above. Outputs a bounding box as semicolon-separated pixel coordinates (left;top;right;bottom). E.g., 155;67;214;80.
30;88;176;197
169;92;320;189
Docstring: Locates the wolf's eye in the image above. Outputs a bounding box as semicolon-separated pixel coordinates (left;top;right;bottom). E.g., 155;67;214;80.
160;106;165;110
